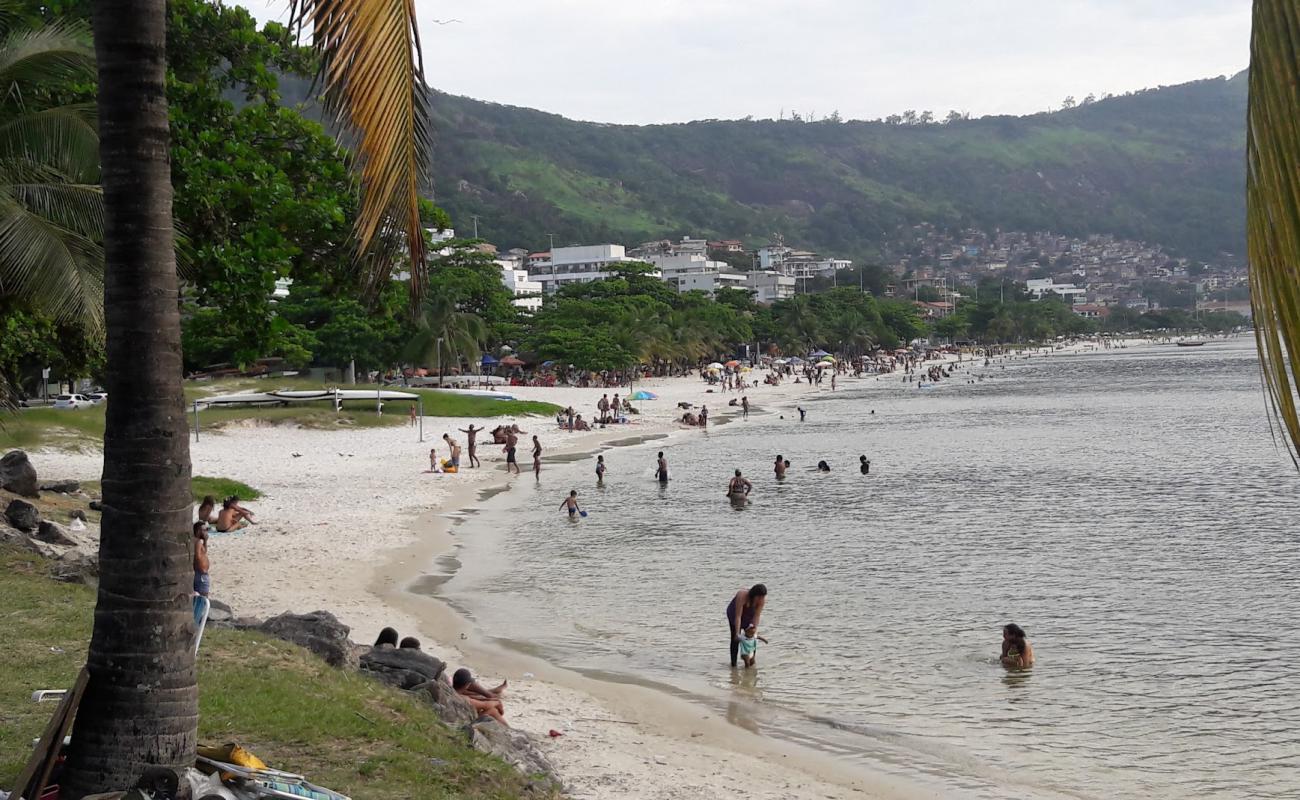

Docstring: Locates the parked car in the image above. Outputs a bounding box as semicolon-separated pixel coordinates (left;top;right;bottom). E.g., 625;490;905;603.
86;392;108;404
53;394;91;409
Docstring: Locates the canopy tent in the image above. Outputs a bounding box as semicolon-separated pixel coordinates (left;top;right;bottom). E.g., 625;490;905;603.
787;356;806;365
810;349;831;358
480;354;499;366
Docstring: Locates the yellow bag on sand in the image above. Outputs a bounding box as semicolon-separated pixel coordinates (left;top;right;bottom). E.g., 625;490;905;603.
197;742;269;775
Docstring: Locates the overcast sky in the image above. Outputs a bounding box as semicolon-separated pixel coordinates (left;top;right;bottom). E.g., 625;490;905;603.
240;0;1250;125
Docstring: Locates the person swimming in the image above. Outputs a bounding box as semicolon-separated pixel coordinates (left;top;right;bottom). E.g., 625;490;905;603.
1000;623;1035;668
859;455;871;474
774;455;787;479
816;460;830;472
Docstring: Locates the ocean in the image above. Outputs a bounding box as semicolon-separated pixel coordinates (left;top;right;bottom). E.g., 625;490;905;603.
434;338;1300;799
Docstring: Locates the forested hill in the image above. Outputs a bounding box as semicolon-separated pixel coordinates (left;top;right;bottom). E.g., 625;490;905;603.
292;72;1248;260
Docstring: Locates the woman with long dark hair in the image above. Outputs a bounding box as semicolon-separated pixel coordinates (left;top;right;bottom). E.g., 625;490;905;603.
726;584;768;667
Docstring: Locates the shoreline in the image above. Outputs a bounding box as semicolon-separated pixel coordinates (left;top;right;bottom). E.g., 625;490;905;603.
23;341;1158;799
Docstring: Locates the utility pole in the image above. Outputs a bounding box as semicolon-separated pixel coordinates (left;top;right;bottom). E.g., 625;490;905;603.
546;233;555;253
471;215;480;239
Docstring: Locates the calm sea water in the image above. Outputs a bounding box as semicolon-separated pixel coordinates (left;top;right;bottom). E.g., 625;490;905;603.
437;339;1300;799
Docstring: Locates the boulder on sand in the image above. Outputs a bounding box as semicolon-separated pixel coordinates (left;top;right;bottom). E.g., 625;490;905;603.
359;646;448;689
254;611;356;669
0;450;39;497
40;479;80;494
5;498;40;532
36;520;79;546
468;720;561;792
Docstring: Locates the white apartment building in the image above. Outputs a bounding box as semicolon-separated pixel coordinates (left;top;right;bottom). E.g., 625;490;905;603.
757;244;851;279
526;244;651;293
1025;278;1086;305
496;259;543;312
746;271;796;304
644;252;743;295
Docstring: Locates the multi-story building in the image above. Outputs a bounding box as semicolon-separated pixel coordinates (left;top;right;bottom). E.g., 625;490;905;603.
496;260;543;312
746;271;796;304
526;244;650;293
1026;278;1086;305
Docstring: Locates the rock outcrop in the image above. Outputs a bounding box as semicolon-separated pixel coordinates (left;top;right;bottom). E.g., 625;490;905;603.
359;646;447;689
35;520;79;546
468;720;560;793
40;479;80;494
0;450;39;497
5;498;40;531
253;611;357;669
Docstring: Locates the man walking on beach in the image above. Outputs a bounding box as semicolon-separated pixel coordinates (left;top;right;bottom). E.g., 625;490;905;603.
598;394;610;424
532;435;543;479
504;429;520;475
459;424;483;468
656;451;669;483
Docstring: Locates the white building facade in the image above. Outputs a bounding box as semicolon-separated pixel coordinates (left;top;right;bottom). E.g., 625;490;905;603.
496;259;543;312
746;271;796;303
526;244;651;293
1026;278;1086;305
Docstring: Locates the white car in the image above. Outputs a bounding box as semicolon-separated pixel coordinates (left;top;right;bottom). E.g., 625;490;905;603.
53;394;92;409
86;392;108;404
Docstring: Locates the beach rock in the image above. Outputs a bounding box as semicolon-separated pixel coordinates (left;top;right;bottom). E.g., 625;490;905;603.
359;646;448;689
467;720;560;792
23;536;67;560
69;509;87;522
88;500;103;511
5;498;40;531
255;611;356;669
51;549;98;586
40;479;80;494
411;679;477;727
0;450;39;497
0;523;22;544
207;598;234;626
36;520;79;546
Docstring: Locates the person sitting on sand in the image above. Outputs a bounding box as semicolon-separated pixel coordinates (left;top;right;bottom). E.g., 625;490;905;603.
374;627;399;649
573;415;591;431
681;411;698;426
192;522;210;598
453;667;508;726
1001;623;1035;668
738;623;768;668
559;489;581;518
727;469;753;499
196;495;217;526
214;496;254;532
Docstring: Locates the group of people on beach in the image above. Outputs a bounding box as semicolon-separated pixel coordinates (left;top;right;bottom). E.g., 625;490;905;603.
373;627;511;725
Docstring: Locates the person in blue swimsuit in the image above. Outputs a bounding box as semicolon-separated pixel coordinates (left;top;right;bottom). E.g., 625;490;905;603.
559;490;581;518
726;584;767;667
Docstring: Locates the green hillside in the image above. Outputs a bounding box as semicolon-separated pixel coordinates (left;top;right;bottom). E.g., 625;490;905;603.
424;73;1246;261
283;71;1246;261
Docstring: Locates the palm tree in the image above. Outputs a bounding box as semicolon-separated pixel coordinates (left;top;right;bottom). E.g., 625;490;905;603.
776;295;821;354
1246;0;1300;464
0;8;105;328
404;293;487;379
62;2;430;794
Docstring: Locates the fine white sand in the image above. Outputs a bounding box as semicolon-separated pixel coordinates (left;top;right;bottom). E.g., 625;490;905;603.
30;341;1143;799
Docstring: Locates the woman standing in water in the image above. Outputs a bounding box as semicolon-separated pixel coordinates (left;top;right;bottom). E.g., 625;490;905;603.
726;584;767;667
1000;623;1035;668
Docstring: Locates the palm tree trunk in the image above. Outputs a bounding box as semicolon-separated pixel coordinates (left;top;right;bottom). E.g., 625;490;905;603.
61;3;197;795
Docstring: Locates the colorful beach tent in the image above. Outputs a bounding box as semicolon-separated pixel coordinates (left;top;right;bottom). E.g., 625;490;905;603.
480;354;499;366
631;390;658;400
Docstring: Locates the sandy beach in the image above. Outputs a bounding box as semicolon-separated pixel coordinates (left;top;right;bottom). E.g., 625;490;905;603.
29;341;1144;799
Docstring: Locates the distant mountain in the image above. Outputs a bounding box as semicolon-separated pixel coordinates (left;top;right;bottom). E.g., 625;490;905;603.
286;72;1248;261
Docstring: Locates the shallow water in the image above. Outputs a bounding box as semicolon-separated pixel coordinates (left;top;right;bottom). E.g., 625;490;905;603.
437;339;1300;799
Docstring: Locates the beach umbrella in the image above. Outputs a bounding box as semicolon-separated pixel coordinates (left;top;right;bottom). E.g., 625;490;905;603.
810;349;831;358
725;359;741;367
773;358;787;365
707;362;724;370
480;354;499;366
817;360;835;368
820;355;835;362
631;390;658;400
787;356;805;365
500;355;525;367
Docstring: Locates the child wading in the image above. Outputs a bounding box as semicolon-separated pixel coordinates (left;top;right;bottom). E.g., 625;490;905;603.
738;623;768;667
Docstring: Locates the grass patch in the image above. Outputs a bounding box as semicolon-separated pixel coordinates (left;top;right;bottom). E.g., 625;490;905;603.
191;476;261;502
0;383;561;452
0;543;551;799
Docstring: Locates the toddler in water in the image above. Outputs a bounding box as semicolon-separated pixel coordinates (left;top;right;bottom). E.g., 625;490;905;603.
738;623;768;668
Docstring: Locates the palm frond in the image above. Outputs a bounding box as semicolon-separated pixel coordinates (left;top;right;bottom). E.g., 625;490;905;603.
0;192;103;329
1246;0;1300;466
291;0;431;312
0;104;99;180
0;20;94;95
